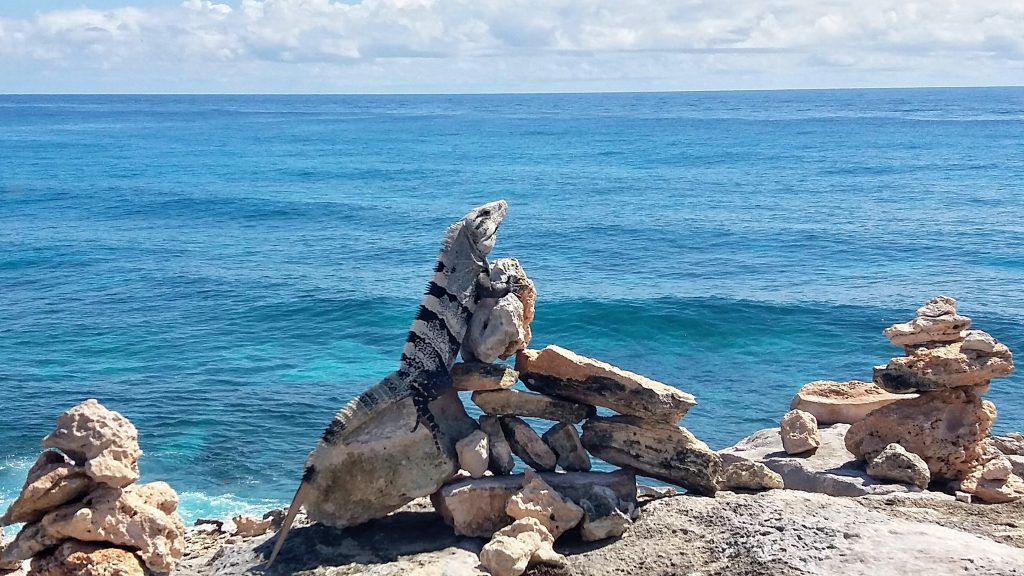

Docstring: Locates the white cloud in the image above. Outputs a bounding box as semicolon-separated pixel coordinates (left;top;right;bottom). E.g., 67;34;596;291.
0;0;1021;92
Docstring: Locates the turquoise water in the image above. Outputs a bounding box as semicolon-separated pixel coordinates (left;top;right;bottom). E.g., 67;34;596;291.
1;89;1022;523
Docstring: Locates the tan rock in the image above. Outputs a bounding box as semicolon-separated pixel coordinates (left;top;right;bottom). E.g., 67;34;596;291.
0;534;28;571
961;330;998;353
517;345;696;423
129;481;180;518
780;410;821;455
464;294;528;363
542;423;591;472
579;485;633;541
479;416;515;475
41;399;143;489
1;451;93;525
29;540;146;576
992;432;1024;456
473;389;594;423
456;430;490;479
883;314;972;346
480;517;566;576
581;415;720;495
231;515;272;538
1;522;61;563
719;460;785;491
874;339;1014;393
451;362;519;392
982;456;1013;481
789;380;915;425
491;258;536;344
500;416;557;472
431;470;637;538
845;387;996;481
505;471;584;539
961;472;1024;503
866;443;931;489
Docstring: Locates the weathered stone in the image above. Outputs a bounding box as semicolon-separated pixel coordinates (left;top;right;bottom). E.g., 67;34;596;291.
955;491;973;503
474;389;594;423
874;340;1014;393
866;443;931;489
542;423;591;472
581;415;720;495
720;425;921;497
961;329;998;353
464;294;527;363
491;258;536;345
0;535;22;571
579;485;633;541
29;540;146;576
480;416;515;475
500;416;557;472
231;515;272;538
505;471;584;539
480;518;563;576
961;472;1024;503
39;483;185;573
789;380;914;425
992;432;1024;456
916;295;959;318
719;460;784;491
883;314;972;346
431;470;637;538
517;346;696;423
451;362;519;392
780;409;821;455
42;399;142;489
1;522;61;563
981;455;1013;480
456;430;490;479
846;387;996;481
1008;455;1024;478
1;452;93;525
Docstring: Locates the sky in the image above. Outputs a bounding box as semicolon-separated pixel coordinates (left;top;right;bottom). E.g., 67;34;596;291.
0;0;1022;93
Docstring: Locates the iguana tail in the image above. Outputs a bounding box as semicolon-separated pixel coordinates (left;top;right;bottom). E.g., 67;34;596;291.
320;372;406;445
266;467;314;568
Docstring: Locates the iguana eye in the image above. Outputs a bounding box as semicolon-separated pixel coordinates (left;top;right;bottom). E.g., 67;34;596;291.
479;209;491;218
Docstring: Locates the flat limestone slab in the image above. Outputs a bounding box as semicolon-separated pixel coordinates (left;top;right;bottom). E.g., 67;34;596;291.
516;346;695;423
451;362;519;392
790;380;915;425
472;389;594;423
581;415;720;495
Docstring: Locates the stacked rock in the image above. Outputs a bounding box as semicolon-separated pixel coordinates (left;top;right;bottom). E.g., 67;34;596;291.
845;296;1020;502
0;400;185;575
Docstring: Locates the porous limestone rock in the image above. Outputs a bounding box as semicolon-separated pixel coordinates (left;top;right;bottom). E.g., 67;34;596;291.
29;540;146;576
431;470;637;538
780;410;821;455
915;295;958;318
41;400;142;489
719;460;785;491
490;258;537;345
480;416;515;475
464;294;528;363
960;472;1024;504
500;416;557;472
2;522;62;563
1;451;93;526
505;471;584;539
961;330;998;353
0;535;27;571
579;486;633;541
883;304;972;346
866;443;931;489
473;389;595;423
451;362;519;392
581;415;720;495
456;430;490;479
789;380;914;425
992;432;1024;456
874;340;1014;393
542;423;591;472
479;517;564;576
981;455;1013;481
230;515;272;538
845;387;996;481
517;346;696;423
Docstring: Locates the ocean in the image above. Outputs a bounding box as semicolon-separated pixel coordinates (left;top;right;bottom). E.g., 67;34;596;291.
1;88;1022;523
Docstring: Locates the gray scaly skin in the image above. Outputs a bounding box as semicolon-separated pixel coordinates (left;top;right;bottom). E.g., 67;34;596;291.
267;200;509;567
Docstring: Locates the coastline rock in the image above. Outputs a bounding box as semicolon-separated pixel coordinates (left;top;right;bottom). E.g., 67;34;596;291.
992;432;1024;456
961;330;998;353
456;430;490;479
505;472;584;539
961;472;1024;504
883;312;972;347
579;486;633;541
542;423;591;472
719;460;784;491
473;389;594;423
431;470;637;538
29;540;145;576
845;387;996;481
500;417;557;472
789;380;913;425
581;415;720;495
780;409;821;455
451;362;519;392
480;518;563;576
1;452;93;526
866;443;931;489
464;294;528;363
874;340;1014;393
492;258;536;343
517;346;696;423
915;295;958;318
480;416;515;475
720;425;921;497
1;523;61;563
230;515;272;538
41;400;142;489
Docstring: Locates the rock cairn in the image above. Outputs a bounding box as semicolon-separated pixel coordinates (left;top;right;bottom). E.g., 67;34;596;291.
0;400;185;575
844;296;1020;502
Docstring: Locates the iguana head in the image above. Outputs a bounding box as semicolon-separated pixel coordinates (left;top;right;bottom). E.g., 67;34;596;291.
463;200;507;255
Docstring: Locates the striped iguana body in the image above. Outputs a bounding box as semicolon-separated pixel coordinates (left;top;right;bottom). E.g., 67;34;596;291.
267;200;509;566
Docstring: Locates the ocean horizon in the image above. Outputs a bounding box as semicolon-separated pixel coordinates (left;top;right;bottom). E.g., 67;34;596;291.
2;87;1022;523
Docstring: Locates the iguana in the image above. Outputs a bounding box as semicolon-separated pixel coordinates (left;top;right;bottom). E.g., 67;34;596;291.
267;200;510;567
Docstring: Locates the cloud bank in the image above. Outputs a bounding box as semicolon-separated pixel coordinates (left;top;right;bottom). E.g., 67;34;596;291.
0;0;1022;92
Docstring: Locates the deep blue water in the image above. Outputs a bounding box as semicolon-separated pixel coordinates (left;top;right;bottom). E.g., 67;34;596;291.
1;89;1023;523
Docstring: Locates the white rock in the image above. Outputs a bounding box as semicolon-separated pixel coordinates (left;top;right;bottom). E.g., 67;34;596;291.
41;399;143;489
464;294;527;363
780;410;821;455
456;430;490;479
505;471;584;539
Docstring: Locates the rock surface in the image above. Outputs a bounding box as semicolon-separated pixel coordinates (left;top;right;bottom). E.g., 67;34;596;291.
41;399;143;489
542;423;591;472
789;380;913;425
472;389;594;423
845;387;996;481
455;429;490;479
874;340;1015;393
961;472;1024;504
866;443;931;489
581;415;720;495
231;515;272;538
451;362;519;392
578;486;633;542
517;345;696;423
464;294;528;363
500;416;557;472
780;409;821;454
479;416;515;475
992;432;1024;456
491;258;537;345
719;460;785;491
1;452;93;525
505;472;584;539
883;300;972;346
29;540;146;576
